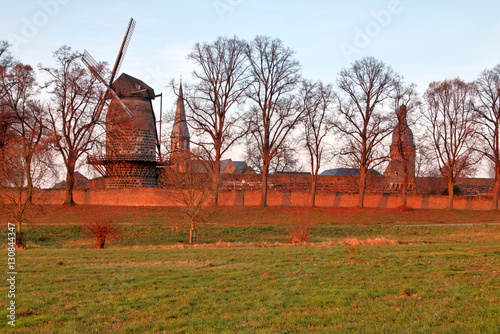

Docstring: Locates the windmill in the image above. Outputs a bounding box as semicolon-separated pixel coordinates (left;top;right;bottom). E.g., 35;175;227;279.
83;18;160;188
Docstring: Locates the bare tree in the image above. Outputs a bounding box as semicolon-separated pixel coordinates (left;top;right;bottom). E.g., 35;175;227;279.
0;56;50;246
299;79;336;207
245;35;302;206
423;78;480;209
336;57;400;208
183;36;250;206
0;40;14;68
0;41;16;147
414;141;438;178
473;64;500;209
40;46;107;206
162;151;211;244
1;64;44;198
245;140;300;174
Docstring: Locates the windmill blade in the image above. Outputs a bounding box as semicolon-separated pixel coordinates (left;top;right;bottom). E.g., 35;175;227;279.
95;94;109;117
109;17;136;85
82;50;133;119
82;50;108;84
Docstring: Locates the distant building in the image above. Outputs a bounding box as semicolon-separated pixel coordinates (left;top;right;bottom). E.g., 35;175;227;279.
383;105;416;190
220;159;254;174
53;172;105;189
321;168;381;176
170;80;190;156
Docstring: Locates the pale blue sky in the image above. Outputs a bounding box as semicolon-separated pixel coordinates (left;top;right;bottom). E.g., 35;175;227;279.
2;0;500;171
3;0;500;94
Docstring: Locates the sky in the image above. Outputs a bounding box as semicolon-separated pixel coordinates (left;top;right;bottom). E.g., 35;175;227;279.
1;0;500;173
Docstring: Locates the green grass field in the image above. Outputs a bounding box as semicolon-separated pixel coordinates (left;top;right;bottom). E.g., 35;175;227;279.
1;206;500;333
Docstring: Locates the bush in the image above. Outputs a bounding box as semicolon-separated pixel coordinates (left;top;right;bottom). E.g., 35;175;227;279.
16;231;26;249
402;287;416;297
83;219;119;249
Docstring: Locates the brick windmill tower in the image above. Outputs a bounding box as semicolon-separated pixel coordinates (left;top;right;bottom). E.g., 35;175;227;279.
83;18;160;187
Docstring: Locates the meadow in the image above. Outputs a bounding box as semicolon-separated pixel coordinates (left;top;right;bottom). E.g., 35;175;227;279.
1;206;499;333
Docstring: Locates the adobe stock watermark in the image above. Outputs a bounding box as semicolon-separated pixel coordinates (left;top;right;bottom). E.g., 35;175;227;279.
7;0;71;52
213;0;243;21
142;64;171;91
7;223;17;327
340;0;402;62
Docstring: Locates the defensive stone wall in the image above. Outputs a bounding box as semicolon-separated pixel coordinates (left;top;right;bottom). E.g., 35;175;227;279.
32;187;495;210
218;174;494;196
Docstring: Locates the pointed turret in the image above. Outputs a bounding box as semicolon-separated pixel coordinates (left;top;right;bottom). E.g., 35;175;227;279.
171;80;190;158
384;105;416;191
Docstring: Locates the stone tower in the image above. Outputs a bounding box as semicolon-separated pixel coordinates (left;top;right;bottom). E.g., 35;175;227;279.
104;73;158;187
384;105;416;190
170;80;190;158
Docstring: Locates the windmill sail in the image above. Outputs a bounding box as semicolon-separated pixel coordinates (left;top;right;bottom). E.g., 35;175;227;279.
110;17;136;84
82;50;133;118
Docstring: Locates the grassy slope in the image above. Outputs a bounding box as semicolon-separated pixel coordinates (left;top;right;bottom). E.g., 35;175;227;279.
10;205;500;248
15;205;500;226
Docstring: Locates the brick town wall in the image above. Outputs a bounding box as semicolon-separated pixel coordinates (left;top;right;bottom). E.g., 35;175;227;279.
416;177;494;196
219;174;494;196
31;187;496;210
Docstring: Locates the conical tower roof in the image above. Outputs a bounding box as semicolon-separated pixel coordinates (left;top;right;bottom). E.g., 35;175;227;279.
171;80;190;140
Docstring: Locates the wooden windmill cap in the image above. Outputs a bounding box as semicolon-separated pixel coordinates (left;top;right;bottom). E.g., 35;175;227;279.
112;73;155;99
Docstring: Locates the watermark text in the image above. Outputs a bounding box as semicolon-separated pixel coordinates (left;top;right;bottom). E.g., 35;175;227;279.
7;223;17;327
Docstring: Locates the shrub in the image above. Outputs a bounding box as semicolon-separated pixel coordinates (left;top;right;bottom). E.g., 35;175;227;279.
83;219;119;249
398;205;413;212
288;224;313;244
402;287;416;296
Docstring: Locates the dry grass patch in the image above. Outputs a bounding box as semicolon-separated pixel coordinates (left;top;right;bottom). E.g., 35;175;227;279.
341;237;398;246
287;224;314;244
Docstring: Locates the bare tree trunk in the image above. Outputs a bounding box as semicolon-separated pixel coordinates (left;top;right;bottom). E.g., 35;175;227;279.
190;218;198;245
311;174;317;207
213;158;221;206
358;167;367;208
492;166;500;210
447;179;454;209
25;161;33;204
64;160;76;206
261;162;269;207
23;149;34;204
15;186;23;233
